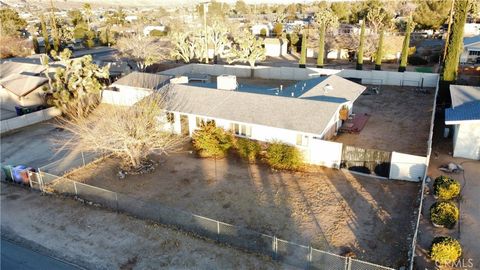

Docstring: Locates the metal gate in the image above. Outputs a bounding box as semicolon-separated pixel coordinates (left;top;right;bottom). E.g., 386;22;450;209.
340;145;391;177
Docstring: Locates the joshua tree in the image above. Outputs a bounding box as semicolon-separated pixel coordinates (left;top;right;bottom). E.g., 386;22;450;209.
356;20;366;70
315;8;338;68
40;15;50;53
398;18;415;72
443;0;470;82
42;49;109;117
227;30;266;77
299;30;307;68
374;29;384;70
116;33;166;71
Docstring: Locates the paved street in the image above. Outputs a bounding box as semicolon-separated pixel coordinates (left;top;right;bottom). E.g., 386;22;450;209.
1;239;81;270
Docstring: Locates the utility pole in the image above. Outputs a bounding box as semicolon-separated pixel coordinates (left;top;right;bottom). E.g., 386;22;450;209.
202;2;210;64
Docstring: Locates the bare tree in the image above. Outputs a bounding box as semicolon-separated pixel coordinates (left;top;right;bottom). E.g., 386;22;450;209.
115;33;167;71
56;93;184;172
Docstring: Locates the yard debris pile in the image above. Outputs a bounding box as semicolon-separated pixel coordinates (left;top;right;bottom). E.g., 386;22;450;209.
119;159;157;179
438;163;464;173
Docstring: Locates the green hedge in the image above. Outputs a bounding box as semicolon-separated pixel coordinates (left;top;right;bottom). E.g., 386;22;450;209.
266;141;303;170
433;176;461;200
430;236;462;265
236;138;261;163
192;122;234;158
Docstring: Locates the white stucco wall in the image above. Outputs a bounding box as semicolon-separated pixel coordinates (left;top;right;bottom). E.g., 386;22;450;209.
389;152;427;182
101;86;153;106
167;111;341;168
453;122;480;160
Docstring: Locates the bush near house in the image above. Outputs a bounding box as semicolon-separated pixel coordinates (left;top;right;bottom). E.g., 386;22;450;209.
192;121;234;158
235;138;261;163
430;236;462;265
433;176;461;200
266;141;303;170
430;201;459;229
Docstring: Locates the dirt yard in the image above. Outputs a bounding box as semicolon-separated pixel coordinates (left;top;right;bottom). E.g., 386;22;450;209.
1;183;280;270
333;85;435;156
64;150;420;268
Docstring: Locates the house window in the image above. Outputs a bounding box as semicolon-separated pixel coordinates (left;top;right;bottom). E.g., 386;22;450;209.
469;50;480;56
231;122;252;137
296;134;309;146
166;112;175;124
196;116;215;127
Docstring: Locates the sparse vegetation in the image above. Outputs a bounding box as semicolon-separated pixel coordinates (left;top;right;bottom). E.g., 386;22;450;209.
192;122;234;158
430;236;462;265
266;141;303;170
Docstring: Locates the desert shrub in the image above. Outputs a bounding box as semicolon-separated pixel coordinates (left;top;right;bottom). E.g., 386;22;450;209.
430;236;462;265
430;201;459;229
192;121;234;158
433;176;461;200
236;138;261;163
266;141;303;170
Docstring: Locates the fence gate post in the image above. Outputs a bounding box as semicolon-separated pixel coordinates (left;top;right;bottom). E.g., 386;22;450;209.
81;152;86;167
272;236;277;260
345;257;351;270
216;220;220;241
37;169;44;192
307;246;312;270
73;181;78;195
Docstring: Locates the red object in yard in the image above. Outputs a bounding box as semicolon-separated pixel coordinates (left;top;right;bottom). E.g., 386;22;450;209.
340;113;370;133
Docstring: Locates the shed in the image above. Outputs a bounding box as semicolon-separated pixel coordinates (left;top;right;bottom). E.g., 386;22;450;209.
0;74;48;109
445;85;480;160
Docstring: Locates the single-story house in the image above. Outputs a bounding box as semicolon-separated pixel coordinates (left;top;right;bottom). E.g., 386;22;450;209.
264;38;288;57
0;73;48;109
161;74;365;166
0;61;46;79
459;35;480;64
445;85;480;160
143;25;166;36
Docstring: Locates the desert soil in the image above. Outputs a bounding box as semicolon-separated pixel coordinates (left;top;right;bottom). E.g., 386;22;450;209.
1;182;284;270
333;85;435;156
63;150;420;268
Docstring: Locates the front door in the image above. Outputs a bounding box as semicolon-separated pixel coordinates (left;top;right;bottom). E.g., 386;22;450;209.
180;115;189;136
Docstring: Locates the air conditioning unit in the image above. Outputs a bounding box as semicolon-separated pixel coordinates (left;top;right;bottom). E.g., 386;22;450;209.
217;75;237;91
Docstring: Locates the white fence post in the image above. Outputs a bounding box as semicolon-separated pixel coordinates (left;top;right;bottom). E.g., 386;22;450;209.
81;152;86;167
73;181;78;195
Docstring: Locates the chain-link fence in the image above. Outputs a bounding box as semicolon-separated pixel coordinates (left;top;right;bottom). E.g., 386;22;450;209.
38;152;100;176
38;174;393;270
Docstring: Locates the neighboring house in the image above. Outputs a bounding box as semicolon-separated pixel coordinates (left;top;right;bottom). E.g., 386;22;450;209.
0;61;46;79
0;73;48;109
264;38;288;57
464;23;480;37
143;25;166;36
445;85;480;160
252;24;271;36
162;74;365;165
125;15;138;23
97;60;132;80
459;35;480;64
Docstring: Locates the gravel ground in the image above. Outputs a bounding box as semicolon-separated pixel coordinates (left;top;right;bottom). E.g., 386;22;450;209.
1;182;284;270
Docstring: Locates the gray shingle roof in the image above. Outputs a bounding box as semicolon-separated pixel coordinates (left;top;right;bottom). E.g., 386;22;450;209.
298;75;366;102
112;71;170;90
166;83;344;135
0;74;48;97
445;85;480;123
0;62;46;79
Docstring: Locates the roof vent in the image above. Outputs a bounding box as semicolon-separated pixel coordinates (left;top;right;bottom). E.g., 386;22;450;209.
323;84;333;94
